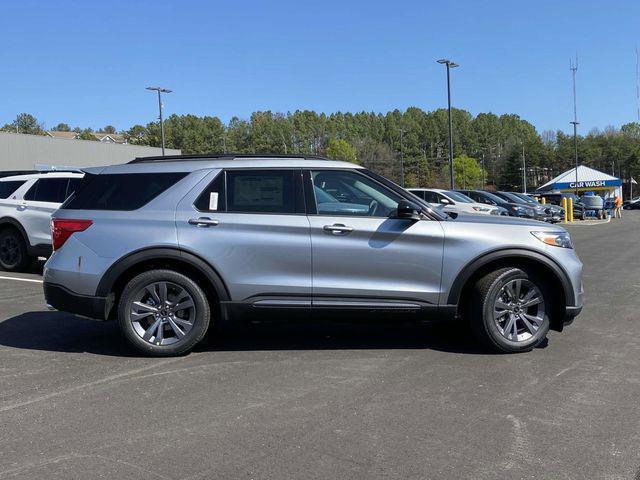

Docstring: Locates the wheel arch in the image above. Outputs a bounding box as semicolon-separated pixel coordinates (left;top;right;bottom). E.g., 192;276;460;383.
96;247;230;320
0;217;29;245
450;248;574;331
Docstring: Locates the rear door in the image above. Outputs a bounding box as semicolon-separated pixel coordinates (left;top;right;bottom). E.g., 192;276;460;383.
176;169;312;306
306;169;444;309
21;177;70;246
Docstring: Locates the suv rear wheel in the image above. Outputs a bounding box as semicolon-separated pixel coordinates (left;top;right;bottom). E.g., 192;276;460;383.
118;269;211;356
470;267;550;353
0;227;32;272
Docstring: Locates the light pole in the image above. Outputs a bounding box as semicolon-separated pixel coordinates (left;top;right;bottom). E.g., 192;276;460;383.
522;142;527;193
570;58;579;196
437;59;459;189
399;128;405;187
146;86;172;155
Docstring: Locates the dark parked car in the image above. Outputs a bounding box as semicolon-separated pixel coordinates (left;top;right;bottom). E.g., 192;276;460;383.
457;190;535;218
623;198;640;210
536;193;585;220
492;191;552;222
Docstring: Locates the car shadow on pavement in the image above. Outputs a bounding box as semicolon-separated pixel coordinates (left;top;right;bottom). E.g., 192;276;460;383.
0;311;502;357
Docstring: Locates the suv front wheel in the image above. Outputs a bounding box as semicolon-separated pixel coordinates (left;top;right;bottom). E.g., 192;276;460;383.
471;267;551;353
118;269;211;356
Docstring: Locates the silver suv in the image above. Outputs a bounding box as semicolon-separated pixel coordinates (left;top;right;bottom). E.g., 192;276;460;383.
43;155;583;356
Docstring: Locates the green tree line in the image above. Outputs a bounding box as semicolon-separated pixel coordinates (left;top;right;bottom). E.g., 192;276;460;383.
3;110;640;192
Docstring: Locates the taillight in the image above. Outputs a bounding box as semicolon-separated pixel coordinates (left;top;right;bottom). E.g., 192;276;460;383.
51;219;93;250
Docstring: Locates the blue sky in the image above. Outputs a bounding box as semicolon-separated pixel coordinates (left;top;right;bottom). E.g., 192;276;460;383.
1;0;639;134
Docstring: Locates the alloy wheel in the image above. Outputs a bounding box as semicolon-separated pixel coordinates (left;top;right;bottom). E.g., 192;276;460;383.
0;236;20;267
129;281;196;346
493;279;546;342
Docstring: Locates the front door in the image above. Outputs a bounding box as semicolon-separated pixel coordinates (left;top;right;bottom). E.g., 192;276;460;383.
306;169;445;309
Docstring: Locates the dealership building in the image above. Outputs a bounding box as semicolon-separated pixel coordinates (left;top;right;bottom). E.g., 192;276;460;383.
0;131;180;171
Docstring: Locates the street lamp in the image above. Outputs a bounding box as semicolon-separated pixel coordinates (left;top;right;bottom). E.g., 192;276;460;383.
437;59;459;189
146;86;172;155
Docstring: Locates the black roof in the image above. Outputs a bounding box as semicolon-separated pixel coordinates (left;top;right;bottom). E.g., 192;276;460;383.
129;153;330;164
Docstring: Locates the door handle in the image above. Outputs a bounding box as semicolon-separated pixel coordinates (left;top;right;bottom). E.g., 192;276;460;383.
323;223;353;235
188;217;219;227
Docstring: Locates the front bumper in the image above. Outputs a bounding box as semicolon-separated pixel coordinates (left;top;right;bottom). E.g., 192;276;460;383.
43;282;108;320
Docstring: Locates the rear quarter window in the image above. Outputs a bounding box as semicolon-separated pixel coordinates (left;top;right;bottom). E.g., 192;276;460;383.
63;172;187;211
0;180;26;199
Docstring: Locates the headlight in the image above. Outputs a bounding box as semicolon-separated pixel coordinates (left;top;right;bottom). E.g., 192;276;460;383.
531;231;573;249
472;206;489;212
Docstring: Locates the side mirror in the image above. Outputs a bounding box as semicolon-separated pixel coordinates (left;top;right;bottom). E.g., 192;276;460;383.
394;200;422;220
440;198;452;205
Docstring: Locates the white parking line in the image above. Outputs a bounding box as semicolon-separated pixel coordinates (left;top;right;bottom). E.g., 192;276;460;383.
0;275;43;284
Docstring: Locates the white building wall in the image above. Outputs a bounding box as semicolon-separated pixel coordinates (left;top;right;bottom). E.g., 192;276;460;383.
0;131;181;170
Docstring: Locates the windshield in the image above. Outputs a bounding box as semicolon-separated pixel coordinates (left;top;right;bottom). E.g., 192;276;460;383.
499;192;527;204
445;191;474;203
512;193;538;204
481;191;507;204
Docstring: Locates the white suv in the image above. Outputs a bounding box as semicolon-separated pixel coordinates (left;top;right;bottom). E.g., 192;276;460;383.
408;188;500;216
0;171;83;271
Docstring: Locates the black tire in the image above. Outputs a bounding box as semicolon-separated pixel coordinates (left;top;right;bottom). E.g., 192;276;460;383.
0;227;32;272
118;269;212;356
470;267;551;353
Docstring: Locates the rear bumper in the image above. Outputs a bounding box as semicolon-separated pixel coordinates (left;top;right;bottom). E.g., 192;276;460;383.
43;282;107;320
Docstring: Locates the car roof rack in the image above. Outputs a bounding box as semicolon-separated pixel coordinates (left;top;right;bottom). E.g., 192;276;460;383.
128;153;330;164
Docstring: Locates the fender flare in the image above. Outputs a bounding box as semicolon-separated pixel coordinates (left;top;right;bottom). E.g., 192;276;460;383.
446;248;575;306
95;247;230;302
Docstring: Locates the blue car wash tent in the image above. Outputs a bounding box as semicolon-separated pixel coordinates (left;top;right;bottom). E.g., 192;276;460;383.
536;165;622;197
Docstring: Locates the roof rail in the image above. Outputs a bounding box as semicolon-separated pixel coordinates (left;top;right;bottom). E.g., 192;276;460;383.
128;153;330;164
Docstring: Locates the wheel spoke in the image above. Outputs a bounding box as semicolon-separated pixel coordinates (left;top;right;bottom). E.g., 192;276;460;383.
146;285;161;305
132;301;159;314
172;317;193;330
143;318;162;341
155;323;164;344
158;282;168;303
495;300;510;311
513;280;522;301
521;296;541;308
523;313;544;326
174;298;194;312
503;314;516;339
519;314;538;334
167;318;185;339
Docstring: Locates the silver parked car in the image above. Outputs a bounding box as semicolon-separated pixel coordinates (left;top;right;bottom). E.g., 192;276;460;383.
43;155;583;356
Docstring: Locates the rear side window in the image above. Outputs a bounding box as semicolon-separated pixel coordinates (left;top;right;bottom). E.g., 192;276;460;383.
226;170;297;214
63;172;187;211
24;178;70;203
0;180;26;199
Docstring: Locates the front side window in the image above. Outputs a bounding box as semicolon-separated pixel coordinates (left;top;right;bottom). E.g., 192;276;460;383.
311;170;401;217
423;191;441;204
446;191;474;203
226;170;297;214
0;180;26;199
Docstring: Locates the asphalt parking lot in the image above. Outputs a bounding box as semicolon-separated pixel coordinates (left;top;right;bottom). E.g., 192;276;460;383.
0;215;638;480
